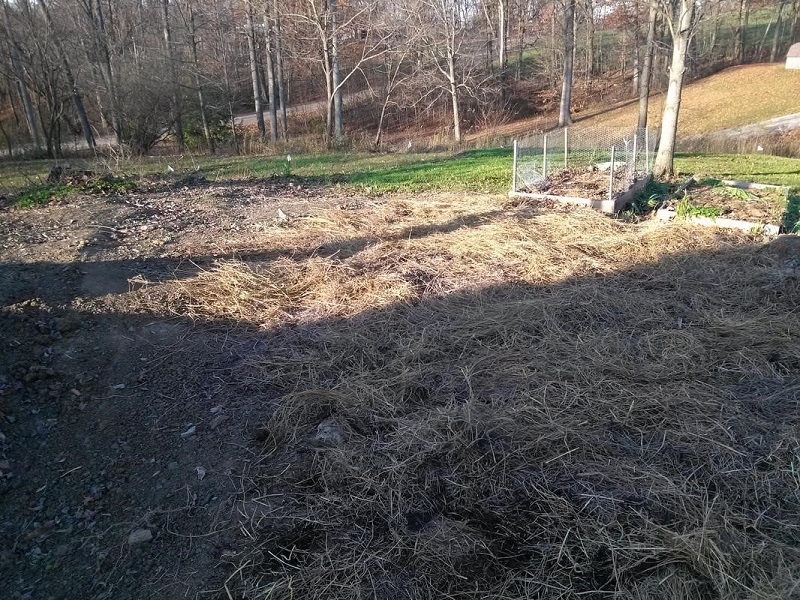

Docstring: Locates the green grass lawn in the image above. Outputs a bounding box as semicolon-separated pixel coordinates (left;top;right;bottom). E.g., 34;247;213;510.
672;153;800;187
1;150;797;204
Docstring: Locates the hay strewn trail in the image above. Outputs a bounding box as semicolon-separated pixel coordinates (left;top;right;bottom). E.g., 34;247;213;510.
155;195;800;599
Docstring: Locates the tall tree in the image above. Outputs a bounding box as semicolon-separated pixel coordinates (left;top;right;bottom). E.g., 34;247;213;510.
39;0;94;149
245;0;266;141
262;0;278;142
2;0;42;149
185;0;214;153
769;0;787;62
653;0;701;177
558;0;576;127
637;1;657;129
161;0;184;149
272;0;287;140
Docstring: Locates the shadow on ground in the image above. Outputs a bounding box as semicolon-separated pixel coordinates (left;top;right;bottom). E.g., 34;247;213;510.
1;209;799;599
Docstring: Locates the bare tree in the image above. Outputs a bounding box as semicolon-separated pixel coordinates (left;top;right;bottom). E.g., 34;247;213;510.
272;0;288;140
558;0;576;127
185;0;214;152
38;0;94;150
769;0;787;62
245;0;266;140
161;0;185;149
653;0;701;177
637;0;657;129
262;0;278;142
2;0;42;150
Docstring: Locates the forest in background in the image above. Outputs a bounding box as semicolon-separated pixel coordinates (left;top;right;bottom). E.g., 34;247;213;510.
0;0;798;158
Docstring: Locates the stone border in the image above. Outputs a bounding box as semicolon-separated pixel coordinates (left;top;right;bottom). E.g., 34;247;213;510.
655;208;781;235
508;174;652;214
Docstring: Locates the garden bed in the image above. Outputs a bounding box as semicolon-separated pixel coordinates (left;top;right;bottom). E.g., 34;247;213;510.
656;178;792;234
510;167;651;213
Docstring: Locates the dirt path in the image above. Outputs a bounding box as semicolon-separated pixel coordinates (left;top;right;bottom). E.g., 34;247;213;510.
704;112;800;139
0;180;371;599
233;89;373;127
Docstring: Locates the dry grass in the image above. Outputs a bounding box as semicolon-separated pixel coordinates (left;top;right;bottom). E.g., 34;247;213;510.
152;195;800;599
580;64;800;137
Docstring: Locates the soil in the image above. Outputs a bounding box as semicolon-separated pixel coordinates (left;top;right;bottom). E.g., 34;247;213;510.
681;181;789;224
0;178;370;599
522;168;634;200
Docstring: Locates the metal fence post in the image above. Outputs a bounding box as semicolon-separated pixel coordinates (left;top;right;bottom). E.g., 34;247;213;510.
632;133;638;179
512;140;518;192
564;127;568;169
543;133;548;178
645;128;650;172
608;145;616;201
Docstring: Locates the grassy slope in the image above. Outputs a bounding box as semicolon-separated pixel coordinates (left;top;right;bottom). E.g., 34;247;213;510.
580;63;800;135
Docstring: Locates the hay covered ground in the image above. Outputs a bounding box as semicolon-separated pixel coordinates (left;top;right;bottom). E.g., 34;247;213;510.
146;193;800;599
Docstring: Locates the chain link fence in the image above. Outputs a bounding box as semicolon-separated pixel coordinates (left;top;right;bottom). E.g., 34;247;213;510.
512;127;657;200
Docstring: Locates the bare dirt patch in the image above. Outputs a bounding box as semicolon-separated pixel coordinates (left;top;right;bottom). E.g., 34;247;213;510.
2;181;799;599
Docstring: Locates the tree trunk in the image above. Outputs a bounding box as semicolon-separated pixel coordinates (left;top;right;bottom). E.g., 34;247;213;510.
273;0;287;141
2;0;42;149
498;0;507;73
161;0;183;149
245;1;266;141
187;1;213;153
654;0;696;178
734;0;747;61
638;2;657;130
262;1;278;142
585;0;595;75
515;12;525;81
770;1;786;62
330;0;343;143
40;0;94;150
559;0;576;127
92;0;121;144
448;52;461;143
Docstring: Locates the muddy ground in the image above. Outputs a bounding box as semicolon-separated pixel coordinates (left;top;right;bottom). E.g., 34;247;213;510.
0;179;374;599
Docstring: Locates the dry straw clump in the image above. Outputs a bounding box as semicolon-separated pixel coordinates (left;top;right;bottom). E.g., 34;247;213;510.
162;195;800;599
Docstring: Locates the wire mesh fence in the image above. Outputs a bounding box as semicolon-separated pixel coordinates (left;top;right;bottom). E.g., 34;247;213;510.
512;127;657;200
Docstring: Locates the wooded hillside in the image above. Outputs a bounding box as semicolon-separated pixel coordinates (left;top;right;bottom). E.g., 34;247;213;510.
1;0;797;157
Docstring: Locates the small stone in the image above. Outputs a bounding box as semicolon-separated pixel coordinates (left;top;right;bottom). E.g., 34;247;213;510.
195;466;206;480
209;405;223;414
209;414;229;430
111;384;125;390
180;425;196;438
315;418;344;446
127;529;153;545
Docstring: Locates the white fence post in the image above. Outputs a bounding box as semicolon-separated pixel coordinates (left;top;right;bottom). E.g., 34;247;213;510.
609;145;616;201
543;133;548;178
564;127;568;169
512;140;518;192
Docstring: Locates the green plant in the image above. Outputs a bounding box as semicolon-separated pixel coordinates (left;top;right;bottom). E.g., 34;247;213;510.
81;175;137;195
783;188;800;233
12;183;70;207
675;197;724;219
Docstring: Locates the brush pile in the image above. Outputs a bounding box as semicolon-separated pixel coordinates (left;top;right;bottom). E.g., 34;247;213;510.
159;195;800;599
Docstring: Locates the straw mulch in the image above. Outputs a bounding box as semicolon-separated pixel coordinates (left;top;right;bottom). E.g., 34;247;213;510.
159;195;800;599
